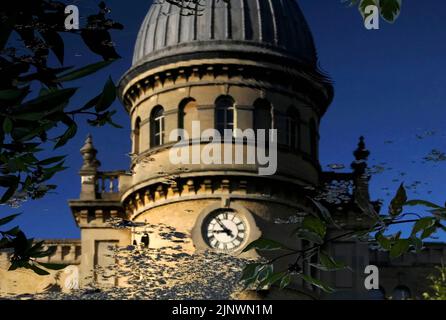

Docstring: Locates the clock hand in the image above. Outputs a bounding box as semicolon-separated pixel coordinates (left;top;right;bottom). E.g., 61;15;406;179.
215;217;226;229
213;230;231;234
215;218;234;237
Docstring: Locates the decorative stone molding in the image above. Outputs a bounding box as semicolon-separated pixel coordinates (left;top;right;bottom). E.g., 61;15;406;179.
70;203;127;227
121;62;332;117
1;240;82;266
122;176;309;220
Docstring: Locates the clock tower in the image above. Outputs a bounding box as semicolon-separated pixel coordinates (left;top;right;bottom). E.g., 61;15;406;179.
69;0;373;298
117;0;333;254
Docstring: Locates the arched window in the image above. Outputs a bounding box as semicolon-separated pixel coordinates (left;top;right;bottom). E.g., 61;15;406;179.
254;99;272;131
287;107;300;150
310;119;318;159
215;96;235;135
134;117;141;154
275;107;301;149
150;106;165;147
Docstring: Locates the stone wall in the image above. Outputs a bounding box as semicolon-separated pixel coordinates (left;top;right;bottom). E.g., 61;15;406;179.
370;242;446;299
0;240;81;297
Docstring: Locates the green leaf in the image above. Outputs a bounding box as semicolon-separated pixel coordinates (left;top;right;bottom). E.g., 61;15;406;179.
259;271;288;290
12;122;55;142
0;237;10;249
296;229;324;245
6;157;27;172
358;0;378;18
379;0;401;22
0;14;14;51
411;217;436;236
28;240;45;255
9;260;28;271
80;94;101;112
105;115;123;129
300;274;334;293
390;239;410;258
242;238;292;253
40;30;65;65
42;161;67;174
0;175;19;187
56;60;116;82
279;273;292;289
409;237;423;253
302;216;326;238
257;264;274;283
241;264;273;290
405;200;442;209
421;226;437;240
11;112;47;121
438;223;446;233
0;87;29;102
54;116;77;149
37;262;67;270
28;263;50;276
95;77;116;112
0;176;19;203
389;183;407;217
2;118;13;133
430;208;446;221
39;86;58;97
15;88;77;115
32;246;57;258
240;263;263;282
311;252;348;272
375;232;392;250
37;156;66;166
308;197;336;226
11;231;28;255
88;110;122;129
0;213;21;226
3;226;21;236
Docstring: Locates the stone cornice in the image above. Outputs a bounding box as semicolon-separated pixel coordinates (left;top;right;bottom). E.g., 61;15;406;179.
121;175;314;220
69;201;126;228
120;169;316;202
119;59;333;118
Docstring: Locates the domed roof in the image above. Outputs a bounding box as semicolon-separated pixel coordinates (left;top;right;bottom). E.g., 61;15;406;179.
132;0;318;68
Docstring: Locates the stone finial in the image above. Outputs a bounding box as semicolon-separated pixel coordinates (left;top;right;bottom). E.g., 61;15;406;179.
351;137;373;210
351;136;370;176
80;134;101;172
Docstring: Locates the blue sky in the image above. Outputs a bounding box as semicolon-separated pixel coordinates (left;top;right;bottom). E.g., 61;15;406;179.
5;0;446;240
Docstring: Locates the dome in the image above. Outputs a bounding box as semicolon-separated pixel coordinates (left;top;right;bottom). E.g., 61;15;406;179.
132;0;318;68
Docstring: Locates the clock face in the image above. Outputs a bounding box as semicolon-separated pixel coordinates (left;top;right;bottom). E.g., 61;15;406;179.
203;211;247;252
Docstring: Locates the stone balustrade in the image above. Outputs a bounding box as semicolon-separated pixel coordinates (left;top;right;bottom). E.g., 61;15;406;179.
0;240;81;268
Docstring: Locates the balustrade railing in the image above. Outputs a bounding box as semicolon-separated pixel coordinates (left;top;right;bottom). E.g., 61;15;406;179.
96;171;126;194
